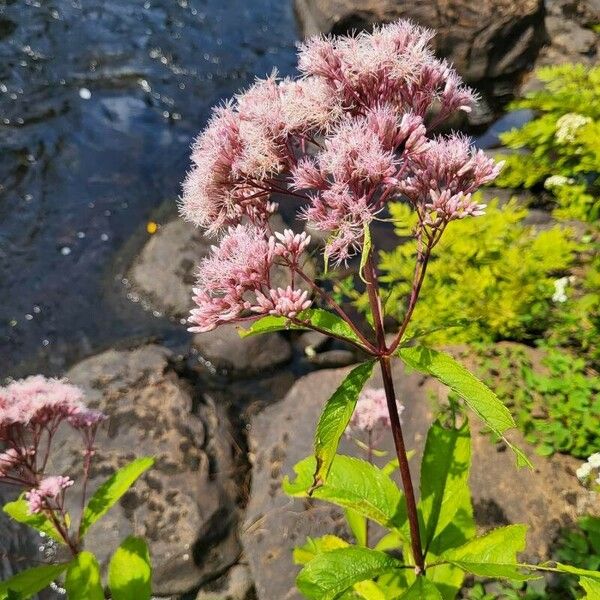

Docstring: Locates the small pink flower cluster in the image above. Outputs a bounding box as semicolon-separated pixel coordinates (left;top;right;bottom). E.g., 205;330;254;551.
180;20;501;333
188;225;312;332
0;376;106;515
347;388;404;434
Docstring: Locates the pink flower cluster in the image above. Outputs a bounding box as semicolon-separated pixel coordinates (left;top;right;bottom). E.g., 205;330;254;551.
0;376;106;515
180;20;501;333
188;225;312;332
347;388;404;434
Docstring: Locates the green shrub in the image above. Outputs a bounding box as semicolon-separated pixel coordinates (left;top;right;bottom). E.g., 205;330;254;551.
466;345;600;459
462;516;600;599
547;249;600;367
495;64;600;222
363;199;578;345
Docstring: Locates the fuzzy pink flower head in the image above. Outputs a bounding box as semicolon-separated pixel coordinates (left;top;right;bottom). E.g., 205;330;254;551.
297;21;476;116
188;225;278;332
318;117;398;186
347;388;404;434
180;103;278;233
398;134;502;224
26;475;74;514
0;376;84;428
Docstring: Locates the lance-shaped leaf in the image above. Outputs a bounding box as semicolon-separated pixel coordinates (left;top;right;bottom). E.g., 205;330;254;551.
238;308;364;346
293;535;349;566
399;577;443;599
420;421;471;552
3;497;65;544
64;552;104;600
79;456;154;538
581;577;600;598
283;455;405;530
397;346;532;468
441;525;535;581
312;361;374;488
108;536;152;600
296;546;403;600
0;563;70;599
552;563;600;597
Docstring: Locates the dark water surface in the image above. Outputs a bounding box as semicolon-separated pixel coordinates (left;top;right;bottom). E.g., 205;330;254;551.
0;0;299;376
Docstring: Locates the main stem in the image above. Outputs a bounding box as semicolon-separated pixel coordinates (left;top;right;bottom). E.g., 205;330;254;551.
364;250;425;574
379;356;425;574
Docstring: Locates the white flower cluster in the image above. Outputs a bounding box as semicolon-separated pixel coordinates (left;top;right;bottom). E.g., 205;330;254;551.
576;452;600;490
544;174;573;190
555;113;591;144
552;275;574;303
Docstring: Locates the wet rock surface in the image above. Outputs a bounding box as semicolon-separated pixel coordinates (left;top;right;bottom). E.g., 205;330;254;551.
294;0;545;105
192;325;293;376
49;345;241;597
242;352;598;599
129;219;213;319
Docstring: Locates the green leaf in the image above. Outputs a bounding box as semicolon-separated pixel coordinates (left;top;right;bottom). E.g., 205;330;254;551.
79;456;154;538
358;223;372;284
354;579;386;600
284;455;405;530
296;547;403;600
441;525;535;581
313;361;374;488
3;498;64;544
293;535;349;566
0;563;69;599
238;308;364;346
420;421;471;552
345;508;367;546
108;536;152;600
399;577;443;599
397;346;532;468
581;577;600;599
64;552;104;600
553;562;600;583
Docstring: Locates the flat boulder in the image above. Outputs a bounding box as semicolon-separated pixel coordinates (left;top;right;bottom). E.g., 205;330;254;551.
50;345;240;596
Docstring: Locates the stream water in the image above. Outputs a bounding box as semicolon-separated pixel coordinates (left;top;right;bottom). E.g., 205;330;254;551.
0;0;299;376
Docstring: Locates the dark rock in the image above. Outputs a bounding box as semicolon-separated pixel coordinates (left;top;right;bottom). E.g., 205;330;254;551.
295;330;330;354
307;348;357;368
528;0;600;70
242;351;598;598
294;0;545;104
192;324;292;376
49;345;240;596
195;564;254;600
129;219;212;319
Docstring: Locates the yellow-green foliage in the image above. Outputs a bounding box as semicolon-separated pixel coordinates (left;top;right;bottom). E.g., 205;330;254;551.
372;198;578;345
548;248;600;367
495;64;600;222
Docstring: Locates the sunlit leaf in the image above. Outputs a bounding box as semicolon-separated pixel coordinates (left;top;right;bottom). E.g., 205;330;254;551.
397;346;532;468
313;361;374;488
296;546;403;600
79;457;154;537
108;536;152;600
284;455;405;530
0;563;69;599
64;552;103;600
3;498;64;544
